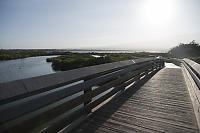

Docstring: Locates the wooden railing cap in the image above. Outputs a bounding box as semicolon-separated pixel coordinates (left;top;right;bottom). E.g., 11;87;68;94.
0;58;155;102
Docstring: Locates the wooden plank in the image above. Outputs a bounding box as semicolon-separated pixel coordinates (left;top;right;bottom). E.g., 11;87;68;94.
0;82;83;122
183;58;200;78
183;61;200;89
92;111;198;133
0;93;89;132
89;84;125;111
91;64;154;100
0;80;27;104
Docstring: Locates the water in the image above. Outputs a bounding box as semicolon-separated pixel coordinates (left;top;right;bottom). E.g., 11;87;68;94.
0;56;57;83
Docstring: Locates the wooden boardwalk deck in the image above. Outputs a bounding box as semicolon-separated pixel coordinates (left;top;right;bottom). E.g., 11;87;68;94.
71;67;199;133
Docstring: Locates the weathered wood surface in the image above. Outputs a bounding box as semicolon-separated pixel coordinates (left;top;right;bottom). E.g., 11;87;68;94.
183;59;200;89
183;58;200;77
71;68;199;133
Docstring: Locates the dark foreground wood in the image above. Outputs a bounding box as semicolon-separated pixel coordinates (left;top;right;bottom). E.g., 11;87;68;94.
71;68;199;133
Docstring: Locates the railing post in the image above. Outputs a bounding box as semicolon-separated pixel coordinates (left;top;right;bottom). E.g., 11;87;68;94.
156;60;164;69
159;60;164;68
145;68;149;75
121;83;126;91
152;62;156;71
83;85;92;114
162;60;165;67
135;73;141;82
156;61;159;69
151;65;154;71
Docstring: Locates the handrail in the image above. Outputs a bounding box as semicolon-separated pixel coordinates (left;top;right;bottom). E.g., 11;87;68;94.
182;59;200;89
0;58;164;133
182;58;200;130
183;59;200;78
0;58;155;104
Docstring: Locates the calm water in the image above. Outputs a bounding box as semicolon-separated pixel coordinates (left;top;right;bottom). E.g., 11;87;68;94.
0;56;57;83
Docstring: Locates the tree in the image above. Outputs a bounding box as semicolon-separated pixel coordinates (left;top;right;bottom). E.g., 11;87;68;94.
168;40;200;57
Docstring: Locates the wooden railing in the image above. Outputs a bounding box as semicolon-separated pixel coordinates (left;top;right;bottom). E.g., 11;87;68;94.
182;59;200;129
183;59;200;88
0;58;164;133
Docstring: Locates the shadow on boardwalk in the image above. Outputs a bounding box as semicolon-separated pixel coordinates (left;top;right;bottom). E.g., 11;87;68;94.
71;68;161;133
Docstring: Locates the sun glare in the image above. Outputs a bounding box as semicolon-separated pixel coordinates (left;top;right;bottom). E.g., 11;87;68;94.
140;0;176;28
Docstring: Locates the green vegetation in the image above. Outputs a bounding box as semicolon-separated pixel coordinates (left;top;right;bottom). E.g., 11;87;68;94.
47;52;111;71
47;52;169;71
168;40;200;64
0;49;67;60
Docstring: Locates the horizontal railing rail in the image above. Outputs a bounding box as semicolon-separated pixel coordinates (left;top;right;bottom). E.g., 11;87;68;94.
0;58;155;104
0;58;164;133
182;59;200;89
182;58;200;130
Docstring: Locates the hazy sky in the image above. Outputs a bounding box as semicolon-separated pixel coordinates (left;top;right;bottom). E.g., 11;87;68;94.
0;0;200;51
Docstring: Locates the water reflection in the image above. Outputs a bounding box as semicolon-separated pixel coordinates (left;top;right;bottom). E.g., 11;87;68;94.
0;56;57;83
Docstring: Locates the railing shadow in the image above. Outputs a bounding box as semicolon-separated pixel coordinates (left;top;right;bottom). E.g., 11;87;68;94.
70;68;162;133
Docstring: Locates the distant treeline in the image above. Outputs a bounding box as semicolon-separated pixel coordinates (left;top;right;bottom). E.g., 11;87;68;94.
168;40;200;57
0;49;68;60
168;40;200;64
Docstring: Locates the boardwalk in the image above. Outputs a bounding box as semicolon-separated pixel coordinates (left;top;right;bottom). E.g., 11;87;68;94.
71;67;199;133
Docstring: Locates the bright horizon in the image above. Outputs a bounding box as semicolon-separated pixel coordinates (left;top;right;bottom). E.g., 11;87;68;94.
1;0;200;51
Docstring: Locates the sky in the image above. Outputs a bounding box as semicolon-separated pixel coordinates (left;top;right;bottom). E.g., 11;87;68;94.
0;0;200;51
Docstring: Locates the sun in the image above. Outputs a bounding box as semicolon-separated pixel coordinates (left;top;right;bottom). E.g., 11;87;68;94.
139;0;176;28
